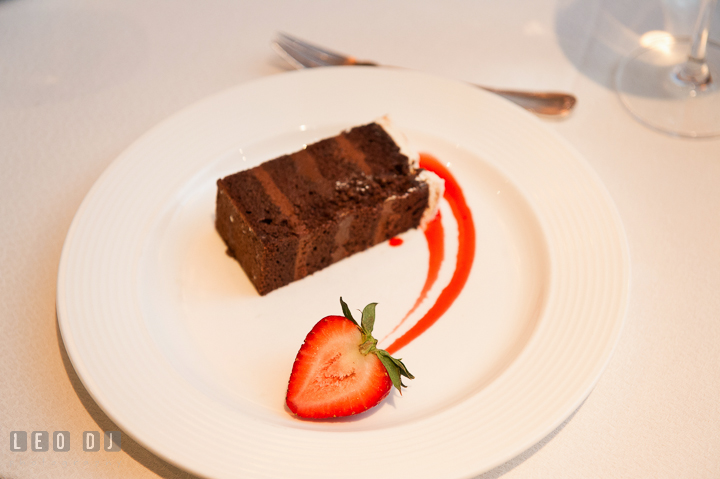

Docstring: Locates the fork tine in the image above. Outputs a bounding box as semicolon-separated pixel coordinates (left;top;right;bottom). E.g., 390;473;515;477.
276;32;352;66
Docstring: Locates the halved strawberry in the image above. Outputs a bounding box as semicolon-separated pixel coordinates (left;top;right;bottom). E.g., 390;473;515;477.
286;298;414;419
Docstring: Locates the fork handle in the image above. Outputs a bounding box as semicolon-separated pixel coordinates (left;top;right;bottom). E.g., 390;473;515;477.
479;86;577;116
352;61;576;116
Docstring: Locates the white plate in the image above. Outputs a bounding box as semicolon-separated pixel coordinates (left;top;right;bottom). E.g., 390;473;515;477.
57;67;630;479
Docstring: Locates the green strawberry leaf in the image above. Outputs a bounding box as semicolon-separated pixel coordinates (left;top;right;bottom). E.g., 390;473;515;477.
376;351;404;392
339;297;359;327
361;302;378;335
389;355;415;380
375;349;414;392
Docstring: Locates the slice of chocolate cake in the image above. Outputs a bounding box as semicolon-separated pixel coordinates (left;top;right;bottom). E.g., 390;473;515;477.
215;117;443;295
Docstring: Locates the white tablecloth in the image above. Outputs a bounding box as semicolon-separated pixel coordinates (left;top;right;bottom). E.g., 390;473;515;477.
2;0;719;477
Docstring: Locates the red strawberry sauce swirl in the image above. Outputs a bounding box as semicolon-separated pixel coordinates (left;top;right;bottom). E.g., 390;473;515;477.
384;153;476;355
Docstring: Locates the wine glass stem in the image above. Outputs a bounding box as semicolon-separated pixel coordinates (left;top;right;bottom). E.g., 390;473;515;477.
676;0;717;86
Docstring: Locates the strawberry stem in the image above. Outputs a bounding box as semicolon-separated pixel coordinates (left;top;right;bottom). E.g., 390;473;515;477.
359;338;377;355
339;298;415;393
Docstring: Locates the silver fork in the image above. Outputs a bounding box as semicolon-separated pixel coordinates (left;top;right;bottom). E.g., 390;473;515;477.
272;32;576;117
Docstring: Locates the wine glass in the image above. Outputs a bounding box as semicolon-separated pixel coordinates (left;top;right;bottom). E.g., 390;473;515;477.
614;0;720;138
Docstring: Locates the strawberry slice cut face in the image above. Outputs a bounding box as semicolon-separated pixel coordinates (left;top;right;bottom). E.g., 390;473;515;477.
286;316;392;418
286;299;414;419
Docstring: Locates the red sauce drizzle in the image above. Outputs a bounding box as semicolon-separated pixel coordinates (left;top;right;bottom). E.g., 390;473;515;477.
389;237;404;247
384;153;476;355
382;211;444;341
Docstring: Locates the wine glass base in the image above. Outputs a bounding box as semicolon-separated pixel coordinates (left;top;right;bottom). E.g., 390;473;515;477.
615;36;720;138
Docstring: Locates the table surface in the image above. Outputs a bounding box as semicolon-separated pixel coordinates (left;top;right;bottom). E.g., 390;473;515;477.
2;0;719;478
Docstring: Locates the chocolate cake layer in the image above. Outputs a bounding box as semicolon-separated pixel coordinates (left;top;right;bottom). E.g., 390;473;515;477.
215;121;438;295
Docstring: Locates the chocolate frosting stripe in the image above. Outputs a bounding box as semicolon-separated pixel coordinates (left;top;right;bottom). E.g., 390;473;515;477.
291;149;334;197
250;167;310;279
335;134;372;175
373;198;396;244
331;213;354;262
